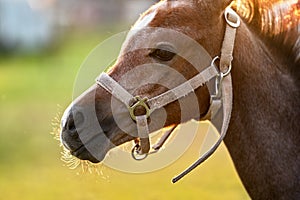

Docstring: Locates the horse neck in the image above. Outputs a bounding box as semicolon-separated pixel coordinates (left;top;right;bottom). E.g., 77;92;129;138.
223;21;300;199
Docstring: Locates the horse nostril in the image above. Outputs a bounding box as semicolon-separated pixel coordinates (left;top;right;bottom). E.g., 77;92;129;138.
67;116;76;132
65;116;78;138
61;107;85;140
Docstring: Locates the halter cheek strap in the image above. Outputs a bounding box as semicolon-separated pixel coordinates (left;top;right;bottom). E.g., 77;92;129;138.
96;7;240;183
172;7;240;183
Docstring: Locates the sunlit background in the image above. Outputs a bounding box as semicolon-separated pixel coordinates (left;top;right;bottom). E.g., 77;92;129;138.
0;0;249;199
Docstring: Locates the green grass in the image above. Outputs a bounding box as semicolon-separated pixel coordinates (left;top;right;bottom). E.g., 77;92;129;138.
0;31;249;200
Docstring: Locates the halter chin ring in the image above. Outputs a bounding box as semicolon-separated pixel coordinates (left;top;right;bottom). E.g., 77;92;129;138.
131;143;148;160
128;96;151;121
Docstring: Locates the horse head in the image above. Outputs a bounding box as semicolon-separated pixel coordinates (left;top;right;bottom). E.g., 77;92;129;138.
60;0;233;163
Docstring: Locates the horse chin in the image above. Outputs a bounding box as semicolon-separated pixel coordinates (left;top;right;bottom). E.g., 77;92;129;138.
70;131;134;164
61;131;113;164
70;144;102;163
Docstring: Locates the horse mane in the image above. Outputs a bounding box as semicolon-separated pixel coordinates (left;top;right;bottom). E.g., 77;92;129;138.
232;0;299;33
232;0;300;66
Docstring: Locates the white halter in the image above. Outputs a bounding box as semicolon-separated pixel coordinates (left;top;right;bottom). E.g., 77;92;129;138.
96;7;240;183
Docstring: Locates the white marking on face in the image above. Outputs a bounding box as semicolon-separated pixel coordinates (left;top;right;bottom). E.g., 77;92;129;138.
133;10;157;30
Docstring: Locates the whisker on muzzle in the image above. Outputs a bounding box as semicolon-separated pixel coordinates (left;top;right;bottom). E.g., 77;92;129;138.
50;108;110;180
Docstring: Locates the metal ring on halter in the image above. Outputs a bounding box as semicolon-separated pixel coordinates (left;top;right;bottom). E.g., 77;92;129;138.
210;56;220;68
211;56;232;78
224;7;241;28
220;64;232;77
131;143;148;160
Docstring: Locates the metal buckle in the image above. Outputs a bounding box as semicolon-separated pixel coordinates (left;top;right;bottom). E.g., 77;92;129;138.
224;7;240;28
128;96;150;121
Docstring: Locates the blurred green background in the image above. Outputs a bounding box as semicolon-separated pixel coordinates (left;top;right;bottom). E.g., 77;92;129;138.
0;0;249;199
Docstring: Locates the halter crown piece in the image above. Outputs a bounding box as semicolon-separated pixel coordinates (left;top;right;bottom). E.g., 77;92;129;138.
96;7;240;183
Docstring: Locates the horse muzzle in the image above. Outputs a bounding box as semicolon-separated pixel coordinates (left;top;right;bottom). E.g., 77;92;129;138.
60;106;101;163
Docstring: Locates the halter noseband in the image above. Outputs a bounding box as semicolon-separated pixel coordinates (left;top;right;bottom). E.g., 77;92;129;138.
96;7;240;183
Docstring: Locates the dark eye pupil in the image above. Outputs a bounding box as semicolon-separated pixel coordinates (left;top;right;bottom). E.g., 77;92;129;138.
151;49;175;61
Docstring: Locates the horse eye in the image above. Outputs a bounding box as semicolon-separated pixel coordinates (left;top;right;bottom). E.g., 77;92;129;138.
150;49;176;61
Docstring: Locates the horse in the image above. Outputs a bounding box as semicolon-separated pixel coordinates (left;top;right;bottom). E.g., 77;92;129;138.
60;0;300;199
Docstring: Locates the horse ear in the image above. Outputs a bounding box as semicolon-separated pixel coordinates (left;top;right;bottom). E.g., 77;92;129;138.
193;0;233;13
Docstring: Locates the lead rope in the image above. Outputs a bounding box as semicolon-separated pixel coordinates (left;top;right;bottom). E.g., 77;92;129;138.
172;7;240;183
172;75;233;183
